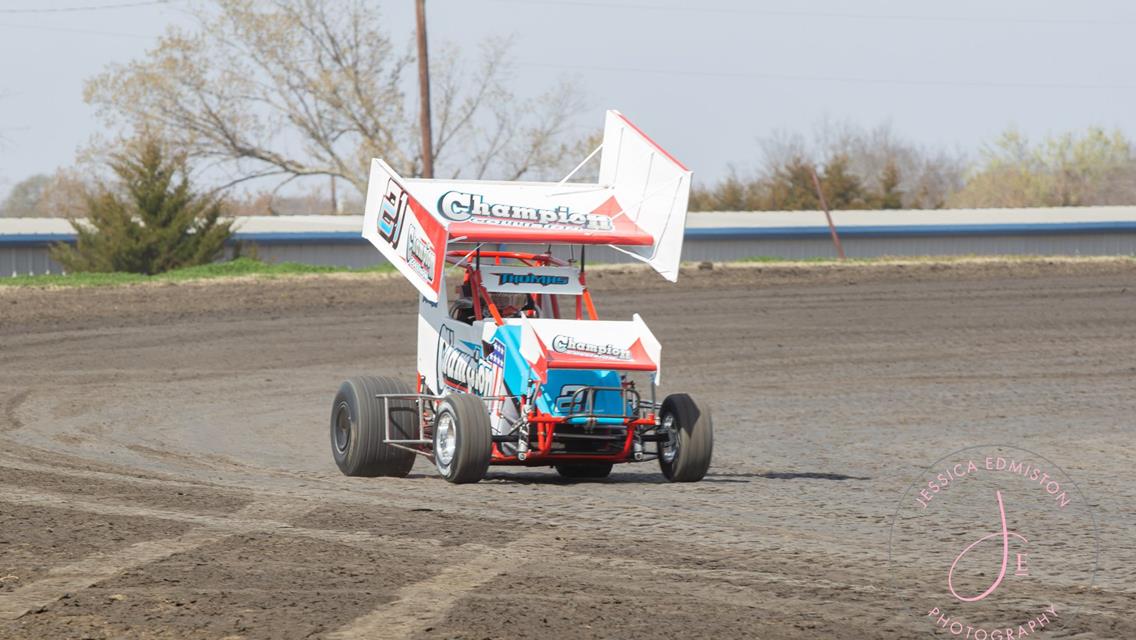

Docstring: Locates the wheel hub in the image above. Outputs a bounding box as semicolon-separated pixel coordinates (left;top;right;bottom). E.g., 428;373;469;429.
660;413;679;463
334;402;352;454
435;411;457;467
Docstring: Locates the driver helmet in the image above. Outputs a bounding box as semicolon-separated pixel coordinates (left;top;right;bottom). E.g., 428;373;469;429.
490;292;528;317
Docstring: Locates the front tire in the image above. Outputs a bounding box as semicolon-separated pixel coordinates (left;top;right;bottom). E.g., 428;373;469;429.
330;376;418;477
433;394;492;484
657;394;713;482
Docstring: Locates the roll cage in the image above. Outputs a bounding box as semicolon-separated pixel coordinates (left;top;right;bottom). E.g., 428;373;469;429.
384;246;665;465
445;248;600;324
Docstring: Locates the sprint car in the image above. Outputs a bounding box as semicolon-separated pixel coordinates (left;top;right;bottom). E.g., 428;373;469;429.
330;110;712;483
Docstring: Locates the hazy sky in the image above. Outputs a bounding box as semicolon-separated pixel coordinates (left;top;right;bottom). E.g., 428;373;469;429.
1;0;1134;199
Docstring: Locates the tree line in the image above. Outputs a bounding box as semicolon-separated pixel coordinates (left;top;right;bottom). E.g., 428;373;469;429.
689;123;1136;211
7;122;1135;219
2;0;1135;275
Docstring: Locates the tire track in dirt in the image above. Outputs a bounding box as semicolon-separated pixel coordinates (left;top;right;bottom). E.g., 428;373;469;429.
0;528;226;620
327;533;554;640
2;436;833;554
0;485;447;551
1;389;29;432
0;499;309;620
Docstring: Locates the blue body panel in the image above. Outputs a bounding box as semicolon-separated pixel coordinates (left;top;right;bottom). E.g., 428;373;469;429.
565;416;628;425
539;369;625;416
494;325;530;399
493;325;631;419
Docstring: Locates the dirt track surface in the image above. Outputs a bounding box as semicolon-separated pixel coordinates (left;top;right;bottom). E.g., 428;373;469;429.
1;260;1134;639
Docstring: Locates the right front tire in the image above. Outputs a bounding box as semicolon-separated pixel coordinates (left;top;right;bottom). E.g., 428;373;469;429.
658;393;713;482
433;394;492;484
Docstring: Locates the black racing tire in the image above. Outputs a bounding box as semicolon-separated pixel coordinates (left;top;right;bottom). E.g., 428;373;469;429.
554;462;614;480
657;394;713;482
433;394;492;484
330;376;418;477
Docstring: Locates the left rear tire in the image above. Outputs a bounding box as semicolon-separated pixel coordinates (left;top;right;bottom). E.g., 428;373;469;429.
330;376;418;478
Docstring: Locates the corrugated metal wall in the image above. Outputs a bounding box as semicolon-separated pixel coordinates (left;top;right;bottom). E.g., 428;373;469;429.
514;233;1136;265
5;231;1135;277
3;246;66;277
242;243;379;269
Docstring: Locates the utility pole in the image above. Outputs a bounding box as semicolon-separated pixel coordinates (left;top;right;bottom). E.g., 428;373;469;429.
809;165;846;260
415;0;434;178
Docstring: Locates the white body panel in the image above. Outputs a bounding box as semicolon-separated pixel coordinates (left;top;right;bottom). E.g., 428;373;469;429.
598;111;692;281
418;289;517;435
519;315;662;382
361;159;449;302
363;111;691;285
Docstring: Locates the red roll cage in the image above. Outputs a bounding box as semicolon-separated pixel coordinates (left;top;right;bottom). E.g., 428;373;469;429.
422;249;656;465
444;249;599;325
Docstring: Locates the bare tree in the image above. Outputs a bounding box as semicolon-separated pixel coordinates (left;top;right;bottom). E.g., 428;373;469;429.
0;174;50;217
428;41;587;181
0;169;90;218
84;0;587;205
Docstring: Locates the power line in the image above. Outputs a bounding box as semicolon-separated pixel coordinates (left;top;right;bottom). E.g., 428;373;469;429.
0;1;174;14
0;22;153;38
489;0;1136;27
519;61;1136;91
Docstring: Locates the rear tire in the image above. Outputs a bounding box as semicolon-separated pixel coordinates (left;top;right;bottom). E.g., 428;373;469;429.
554;462;614;480
330;376;418;477
433;394;492;484
657;394;713;482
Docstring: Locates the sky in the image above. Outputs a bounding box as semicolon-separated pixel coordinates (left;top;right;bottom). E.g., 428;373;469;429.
1;0;1135;200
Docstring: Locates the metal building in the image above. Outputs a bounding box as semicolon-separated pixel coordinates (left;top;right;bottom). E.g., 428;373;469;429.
3;207;1135;277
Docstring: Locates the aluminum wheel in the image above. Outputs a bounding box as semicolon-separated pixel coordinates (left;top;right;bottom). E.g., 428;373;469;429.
333;402;352;454
435;411;457;468
659;413;679;463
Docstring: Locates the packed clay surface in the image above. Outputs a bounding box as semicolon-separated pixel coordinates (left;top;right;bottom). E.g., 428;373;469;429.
2;261;1134;638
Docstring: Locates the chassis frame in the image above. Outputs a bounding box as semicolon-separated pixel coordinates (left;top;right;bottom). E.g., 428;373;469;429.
380;247;677;467
372;385;672;466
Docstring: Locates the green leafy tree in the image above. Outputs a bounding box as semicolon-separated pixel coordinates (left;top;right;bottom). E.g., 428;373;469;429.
51;138;232;274
949;127;1135;207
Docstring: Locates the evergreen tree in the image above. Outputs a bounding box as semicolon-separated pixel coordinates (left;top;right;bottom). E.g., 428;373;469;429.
51;138;232;274
766;157;821;210
874;160;904;209
763;155;870;211
819;155;867;209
